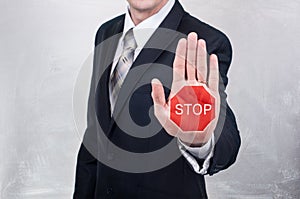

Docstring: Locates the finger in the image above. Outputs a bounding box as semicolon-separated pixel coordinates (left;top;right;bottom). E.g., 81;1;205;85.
196;39;207;82
208;54;219;92
151;78;166;107
186;32;198;81
173;38;186;82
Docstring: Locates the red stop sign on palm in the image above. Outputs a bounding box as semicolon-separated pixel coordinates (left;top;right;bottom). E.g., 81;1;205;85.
170;85;215;131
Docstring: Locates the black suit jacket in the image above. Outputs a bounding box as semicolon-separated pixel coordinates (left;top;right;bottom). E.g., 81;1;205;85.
74;1;240;198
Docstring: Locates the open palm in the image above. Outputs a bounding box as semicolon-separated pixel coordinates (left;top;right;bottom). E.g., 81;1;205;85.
151;32;220;146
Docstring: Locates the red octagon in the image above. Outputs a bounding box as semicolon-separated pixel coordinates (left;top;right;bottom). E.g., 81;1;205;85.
170;85;215;131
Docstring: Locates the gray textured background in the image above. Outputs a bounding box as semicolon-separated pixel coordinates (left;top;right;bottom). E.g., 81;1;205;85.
0;0;299;198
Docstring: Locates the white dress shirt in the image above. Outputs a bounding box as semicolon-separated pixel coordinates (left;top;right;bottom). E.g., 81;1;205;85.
110;0;214;175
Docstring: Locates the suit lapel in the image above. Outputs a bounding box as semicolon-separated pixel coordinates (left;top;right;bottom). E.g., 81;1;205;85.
107;1;186;134
95;17;124;133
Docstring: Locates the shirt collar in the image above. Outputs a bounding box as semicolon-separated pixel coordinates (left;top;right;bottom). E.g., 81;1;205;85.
121;0;175;49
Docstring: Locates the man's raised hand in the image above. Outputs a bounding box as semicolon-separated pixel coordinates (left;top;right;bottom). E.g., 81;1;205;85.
151;32;221;146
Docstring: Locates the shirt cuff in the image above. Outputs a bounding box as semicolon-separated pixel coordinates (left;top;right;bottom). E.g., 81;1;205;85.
177;134;215;175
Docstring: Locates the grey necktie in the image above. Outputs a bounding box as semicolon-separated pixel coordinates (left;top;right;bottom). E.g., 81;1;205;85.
109;28;137;113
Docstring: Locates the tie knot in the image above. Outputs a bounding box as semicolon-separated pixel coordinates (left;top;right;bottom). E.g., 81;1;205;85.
123;28;137;51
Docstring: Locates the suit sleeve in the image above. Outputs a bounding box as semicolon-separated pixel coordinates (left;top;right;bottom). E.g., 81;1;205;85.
73;77;98;198
73;144;97;198
207;35;241;175
73;33;101;199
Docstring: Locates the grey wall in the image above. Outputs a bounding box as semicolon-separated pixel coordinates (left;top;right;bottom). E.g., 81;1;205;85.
0;0;299;198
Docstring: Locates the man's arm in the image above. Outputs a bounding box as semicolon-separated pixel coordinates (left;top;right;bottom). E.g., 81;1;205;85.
151;32;240;175
73;33;100;198
74;144;97;198
207;35;240;175
73;74;98;198
208;105;240;175
186;34;240;175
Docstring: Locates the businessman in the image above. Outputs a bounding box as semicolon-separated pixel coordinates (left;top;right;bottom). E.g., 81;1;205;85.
74;0;240;198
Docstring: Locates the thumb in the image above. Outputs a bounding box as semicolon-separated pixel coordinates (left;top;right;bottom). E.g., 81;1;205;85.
151;78;166;107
